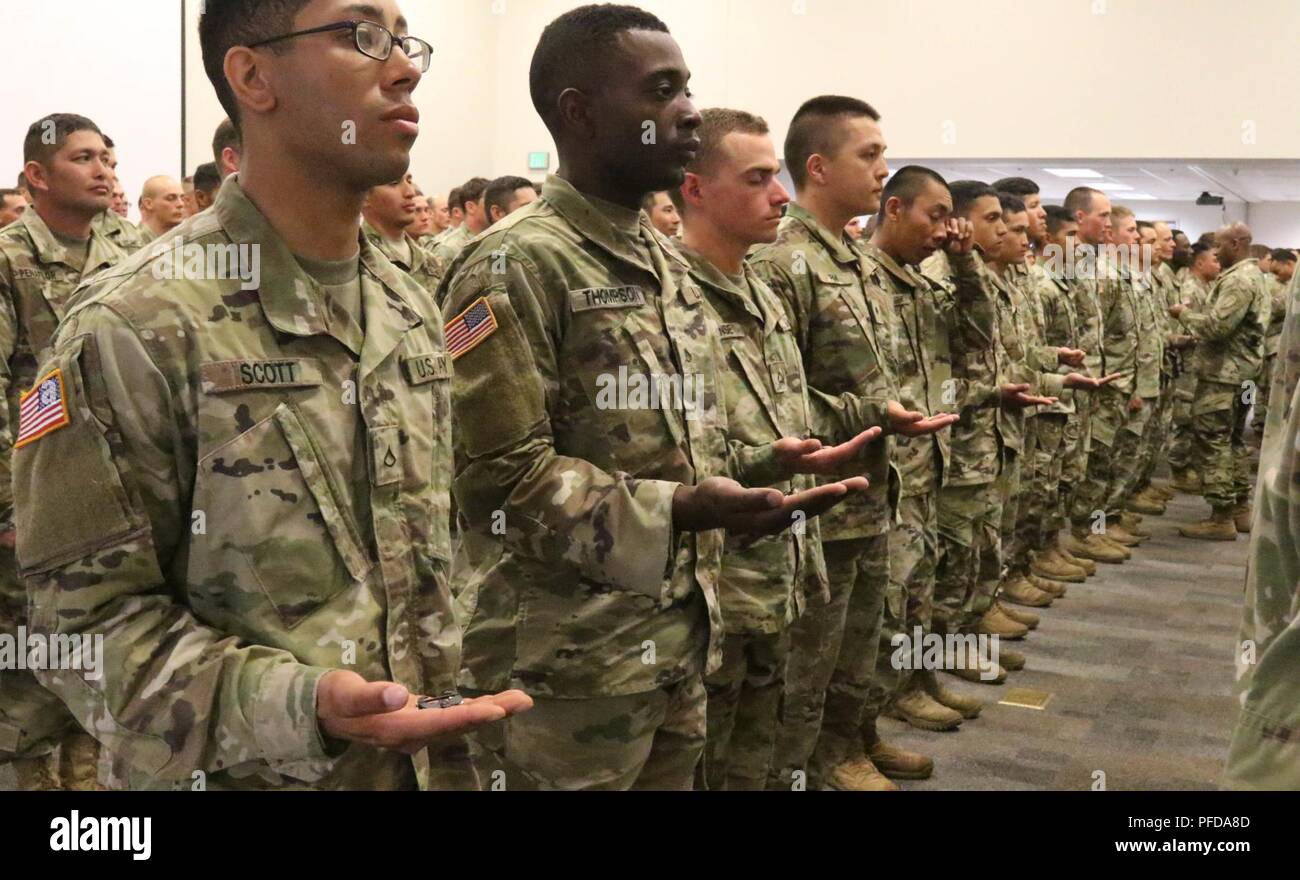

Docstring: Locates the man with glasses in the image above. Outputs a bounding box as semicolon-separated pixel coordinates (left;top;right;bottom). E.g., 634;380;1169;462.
13;0;530;792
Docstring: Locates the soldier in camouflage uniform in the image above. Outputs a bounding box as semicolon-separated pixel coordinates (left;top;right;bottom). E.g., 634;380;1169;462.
1251;249;1294;436
859;167;990;745
1174;224;1271;539
0;114;128;791
361;170;447;298
672;108;879;790
443;9;863;791
12;0;532;790
91;138;148;254
751;99;955;790
1168;243;1221;491
1222;263;1300;789
428;178;488;266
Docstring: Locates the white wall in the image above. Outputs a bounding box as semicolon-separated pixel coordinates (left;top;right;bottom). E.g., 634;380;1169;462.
2;0;182;223
1244;203;1300;249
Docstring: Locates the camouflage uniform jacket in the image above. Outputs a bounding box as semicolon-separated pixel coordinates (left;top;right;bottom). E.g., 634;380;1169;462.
0;207;127;531
1182;258;1270;387
1095;251;1141;397
362;220;447;300
1132;270;1164;399
1263;273;1289;359
679;244;828;634
13;176;466;790
749;203;899;539
987;264;1065;454
1030;257;1079;416
92;211;148;254
441;175;749;698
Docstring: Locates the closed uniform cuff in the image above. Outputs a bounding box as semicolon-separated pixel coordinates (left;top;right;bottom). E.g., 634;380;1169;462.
605;478;678;596
1038;373;1066;398
253;662;340;764
731;441;787;488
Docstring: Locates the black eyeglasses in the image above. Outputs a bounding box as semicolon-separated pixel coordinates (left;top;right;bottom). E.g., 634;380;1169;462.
248;19;432;72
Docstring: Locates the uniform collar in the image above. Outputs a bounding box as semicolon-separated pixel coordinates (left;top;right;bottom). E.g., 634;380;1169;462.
214;174;422;343
362;219;431;274
782;202;860;266
861;241;925;290
541;175;658;275
17;206;120;276
677;241;769;328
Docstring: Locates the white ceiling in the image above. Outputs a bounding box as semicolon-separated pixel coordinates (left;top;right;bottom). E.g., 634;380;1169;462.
887;159;1300;204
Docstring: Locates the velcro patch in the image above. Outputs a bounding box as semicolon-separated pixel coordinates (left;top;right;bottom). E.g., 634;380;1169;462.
200;359;324;394
402;351;452;385
16;369;70;448
446;297;499;360
569;286;646;313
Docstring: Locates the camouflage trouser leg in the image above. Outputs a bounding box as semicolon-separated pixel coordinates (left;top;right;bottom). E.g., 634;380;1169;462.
1252;355;1275;434
501;674;706;790
866;495;935;712
1106;397;1154;513
997;447;1022;578
1058;403;1089;533
1168;372;1199;471
1194;385;1253;510
1137;381;1177;489
934;479;1000;634
0;548;80;787
703;628;788;791
1008;422;1041;573
1032;413;1068;550
1073;387;1125;527
809;534;888;776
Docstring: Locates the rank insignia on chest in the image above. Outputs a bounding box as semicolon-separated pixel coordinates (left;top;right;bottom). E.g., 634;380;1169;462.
446;296;498;360
16;369;70;447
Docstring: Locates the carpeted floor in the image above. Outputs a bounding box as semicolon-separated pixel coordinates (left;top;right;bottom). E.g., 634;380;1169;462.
890;485;1248;791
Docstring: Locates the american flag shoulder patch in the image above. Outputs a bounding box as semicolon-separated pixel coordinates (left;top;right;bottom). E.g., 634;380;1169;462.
16;368;71;448
446;296;499;361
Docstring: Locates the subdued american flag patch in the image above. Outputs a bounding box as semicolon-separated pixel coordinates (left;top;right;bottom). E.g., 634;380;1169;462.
446;296;498;360
16;369;70;448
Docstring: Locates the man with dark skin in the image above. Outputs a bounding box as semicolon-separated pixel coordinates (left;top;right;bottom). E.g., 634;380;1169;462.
440;4;878;791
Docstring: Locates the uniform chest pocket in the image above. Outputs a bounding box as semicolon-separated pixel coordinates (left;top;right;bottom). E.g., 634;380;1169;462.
192;401;373;629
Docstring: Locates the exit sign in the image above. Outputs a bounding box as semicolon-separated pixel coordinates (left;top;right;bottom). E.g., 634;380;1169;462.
527;151;550;171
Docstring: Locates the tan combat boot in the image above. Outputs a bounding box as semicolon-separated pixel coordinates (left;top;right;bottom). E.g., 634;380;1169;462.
14;753;61;791
1149;480;1177;501
1119;512;1152;538
824;756;900;791
1179;507;1238;541
59;732;107;792
997;600;1039;630
1028;573;1067;598
1126;487;1166;516
1233;501;1253;534
997;646;1027;672
885;687;964;732
1066;530;1127;564
1030;548;1086;583
944;638;1007;685
1171;468;1202;494
975;603;1030;639
919;668;984;719
1105;523;1147;547
1057;545;1097;576
863;719;933;780
1000;575;1054;608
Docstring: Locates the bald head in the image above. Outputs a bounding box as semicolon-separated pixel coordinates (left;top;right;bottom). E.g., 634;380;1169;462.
139;175;186;234
1215;222;1252;267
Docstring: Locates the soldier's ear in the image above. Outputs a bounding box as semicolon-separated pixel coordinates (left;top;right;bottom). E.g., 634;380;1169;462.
224;46;278;123
556;87;594;140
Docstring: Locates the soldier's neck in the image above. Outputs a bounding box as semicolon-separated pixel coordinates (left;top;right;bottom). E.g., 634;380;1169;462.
795;190;856;241
365;212;407;242
32;200;94;240
868;229;912;268
554;161;646;212
680;221;747;276
237;152;367;263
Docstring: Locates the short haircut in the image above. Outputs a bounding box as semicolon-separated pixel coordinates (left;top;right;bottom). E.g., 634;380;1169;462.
1136;220;1154;230
212;117;241;166
199;0;312;131
23;113;102;166
1250;244;1270;259
1063;186;1102;216
784;95;880;191
1172;228;1186;239
484;175;535;218
1191;241;1215;260
102;134;115;150
669;107;770;214
194;162;222;195
1110;205;1135;224
1044;204;1076;235
992;176;1040;197
0;187;21;203
447;187;462;213
998;192;1026;216
1270;248;1296;263
640;191;663;211
457;177;490;211
881;165;948;208
529;4;669;133
949;180;999;219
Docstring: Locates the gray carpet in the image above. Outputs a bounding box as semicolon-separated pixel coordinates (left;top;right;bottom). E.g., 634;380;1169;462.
890;486;1247;791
